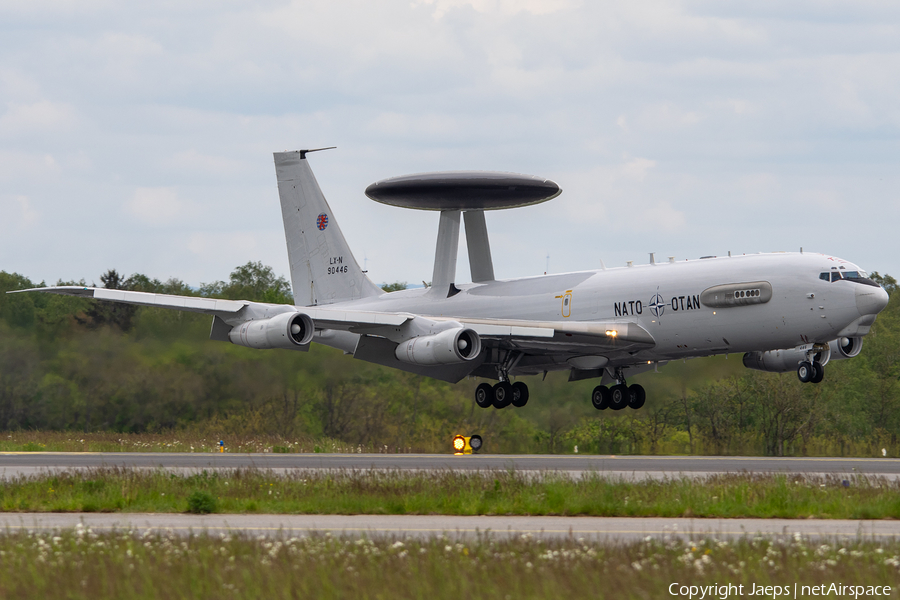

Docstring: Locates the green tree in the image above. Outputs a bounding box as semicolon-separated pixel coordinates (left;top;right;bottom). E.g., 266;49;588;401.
381;282;407;293
0;271;36;329
870;272;898;295
200;261;292;304
76;269;137;331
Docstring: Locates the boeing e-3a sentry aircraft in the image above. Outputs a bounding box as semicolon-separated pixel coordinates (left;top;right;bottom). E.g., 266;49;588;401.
15;148;890;411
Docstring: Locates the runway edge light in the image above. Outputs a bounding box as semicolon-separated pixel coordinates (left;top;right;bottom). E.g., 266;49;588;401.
452;434;482;455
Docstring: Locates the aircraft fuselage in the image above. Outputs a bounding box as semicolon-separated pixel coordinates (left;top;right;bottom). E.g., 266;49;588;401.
320;251;883;373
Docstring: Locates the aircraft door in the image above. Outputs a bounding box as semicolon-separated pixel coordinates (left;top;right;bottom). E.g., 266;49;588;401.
562;290;572;318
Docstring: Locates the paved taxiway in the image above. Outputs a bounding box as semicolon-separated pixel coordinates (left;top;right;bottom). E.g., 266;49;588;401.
1;513;899;541
2;453;897;541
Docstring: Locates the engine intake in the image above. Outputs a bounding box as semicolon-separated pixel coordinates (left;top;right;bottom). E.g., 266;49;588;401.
829;336;863;359
228;312;314;350
743;345;831;373
395;327;482;366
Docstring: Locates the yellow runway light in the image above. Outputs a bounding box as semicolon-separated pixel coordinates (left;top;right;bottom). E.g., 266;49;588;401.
452;434;482;455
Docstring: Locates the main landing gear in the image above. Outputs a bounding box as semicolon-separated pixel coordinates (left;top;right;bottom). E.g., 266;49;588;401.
591;368;645;411
797;361;825;384
475;351;530;409
591;384;645;410
475;381;529;409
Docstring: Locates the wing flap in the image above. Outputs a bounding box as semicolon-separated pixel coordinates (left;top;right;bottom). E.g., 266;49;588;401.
451;316;655;348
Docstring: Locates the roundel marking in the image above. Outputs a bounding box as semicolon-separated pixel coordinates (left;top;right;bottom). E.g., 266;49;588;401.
316;213;329;230
649;294;665;317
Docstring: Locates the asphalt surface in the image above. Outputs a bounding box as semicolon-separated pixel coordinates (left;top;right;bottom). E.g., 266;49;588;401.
2;513;899;541
1;452;898;478
2;453;897;541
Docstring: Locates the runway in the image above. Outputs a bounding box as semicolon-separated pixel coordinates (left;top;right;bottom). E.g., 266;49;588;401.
2;453;897;541
1;452;898;480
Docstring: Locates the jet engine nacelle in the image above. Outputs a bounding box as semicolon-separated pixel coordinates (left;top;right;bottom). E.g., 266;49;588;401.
395;327;482;366
742;345;831;373
228;311;315;350
829;336;863;360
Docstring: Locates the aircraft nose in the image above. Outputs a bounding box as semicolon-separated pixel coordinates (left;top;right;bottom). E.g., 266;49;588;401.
856;284;890;316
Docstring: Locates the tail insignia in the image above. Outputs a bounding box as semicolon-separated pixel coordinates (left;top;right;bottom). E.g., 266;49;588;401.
316;213;329;230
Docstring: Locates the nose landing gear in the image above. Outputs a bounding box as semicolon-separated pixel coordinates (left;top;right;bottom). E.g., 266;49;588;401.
797;361;825;384
797;344;828;384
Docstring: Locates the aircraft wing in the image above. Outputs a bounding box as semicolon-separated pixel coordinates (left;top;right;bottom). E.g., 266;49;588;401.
8;286;411;329
12;286;249;314
12;286;653;349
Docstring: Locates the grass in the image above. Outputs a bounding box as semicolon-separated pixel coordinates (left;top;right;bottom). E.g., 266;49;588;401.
2;469;900;519
0;527;897;599
0;431;374;454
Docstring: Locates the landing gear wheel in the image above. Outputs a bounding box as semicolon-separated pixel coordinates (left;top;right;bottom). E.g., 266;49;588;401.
609;384;629;411
810;362;825;384
591;385;610;410
475;383;494;408
511;382;529;408
627;384;646;409
493;382;512;409
797;361;813;383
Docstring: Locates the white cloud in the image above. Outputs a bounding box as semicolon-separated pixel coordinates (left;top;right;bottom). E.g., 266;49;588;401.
621;156;656;180
0;195;39;230
0;101;79;136
164;149;249;176
0;151;60;182
631;200;686;233
187;231;259;263
129;188;184;225
0;0;897;284
413;0;579;19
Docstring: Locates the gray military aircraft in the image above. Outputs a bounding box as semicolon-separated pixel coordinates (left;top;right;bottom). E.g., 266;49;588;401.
14;148;890;411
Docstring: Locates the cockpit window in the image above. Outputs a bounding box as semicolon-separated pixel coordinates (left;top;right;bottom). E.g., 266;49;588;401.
820;270;879;287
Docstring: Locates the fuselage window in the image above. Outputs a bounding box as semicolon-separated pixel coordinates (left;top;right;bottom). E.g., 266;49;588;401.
820;273;829;281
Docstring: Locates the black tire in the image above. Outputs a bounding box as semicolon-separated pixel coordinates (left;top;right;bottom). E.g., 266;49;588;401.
609;384;629;410
493;382;512;409
628;384;646;409
591;385;609;410
475;383;494;408
511;382;529;408
797;361;813;383
810;362;825;384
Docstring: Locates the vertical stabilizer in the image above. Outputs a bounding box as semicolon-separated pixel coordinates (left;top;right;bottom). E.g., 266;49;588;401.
274;150;382;306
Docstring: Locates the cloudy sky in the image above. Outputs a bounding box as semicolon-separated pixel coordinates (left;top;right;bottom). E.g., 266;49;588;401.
2;0;898;290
